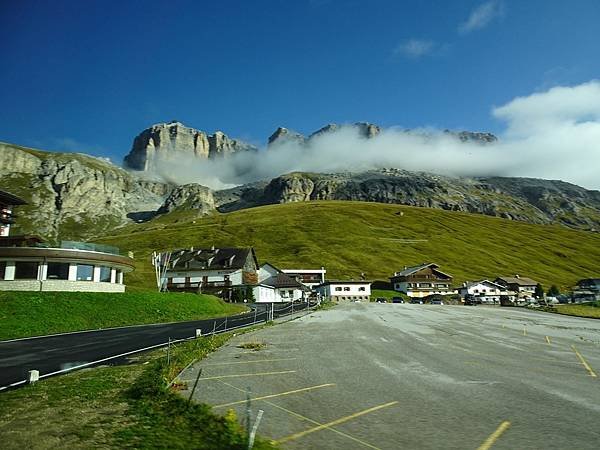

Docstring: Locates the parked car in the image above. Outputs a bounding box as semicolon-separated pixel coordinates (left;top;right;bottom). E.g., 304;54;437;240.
431;300;444;305
409;299;423;304
392;297;404;304
375;297;387;303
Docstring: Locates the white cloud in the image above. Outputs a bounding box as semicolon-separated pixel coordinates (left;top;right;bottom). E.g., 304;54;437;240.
394;39;435;58
148;80;600;191
459;1;504;34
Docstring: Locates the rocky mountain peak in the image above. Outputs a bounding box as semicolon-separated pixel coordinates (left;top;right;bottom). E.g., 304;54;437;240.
123;122;258;171
267;127;307;146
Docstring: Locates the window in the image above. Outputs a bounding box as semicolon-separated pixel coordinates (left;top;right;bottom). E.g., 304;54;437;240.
14;262;39;279
359;287;366;291
335;287;342;291
99;266;111;282
116;270;122;284
343;287;350;291
0;261;5;280
47;262;70;280
76;264;94;281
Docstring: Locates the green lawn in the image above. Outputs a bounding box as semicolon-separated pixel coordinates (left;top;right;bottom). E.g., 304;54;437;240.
95;201;600;292
0;291;247;341
553;301;600;319
0;333;278;449
371;289;408;302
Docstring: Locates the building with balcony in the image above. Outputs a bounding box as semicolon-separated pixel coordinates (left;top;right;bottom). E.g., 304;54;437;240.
0;189;135;292
162;247;259;300
389;263;453;298
281;268;326;289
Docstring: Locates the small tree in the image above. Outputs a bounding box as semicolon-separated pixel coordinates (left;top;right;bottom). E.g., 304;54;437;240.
547;285;560;297
534;283;545;299
245;286;255;303
231;288;243;303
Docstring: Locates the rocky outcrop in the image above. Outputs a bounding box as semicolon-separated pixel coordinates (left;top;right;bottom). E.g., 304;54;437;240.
267;127;306;146
123;121;258;171
0;142;175;241
214;169;600;231
157;183;215;215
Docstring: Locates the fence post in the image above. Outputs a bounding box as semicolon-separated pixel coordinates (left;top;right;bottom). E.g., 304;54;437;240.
167;337;171;367
187;368;203;406
248;409;264;449
225;316;228;331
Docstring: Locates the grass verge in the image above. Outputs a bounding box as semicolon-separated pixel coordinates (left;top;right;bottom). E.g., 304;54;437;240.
0;333;278;449
0;291;247;341
545;301;600;319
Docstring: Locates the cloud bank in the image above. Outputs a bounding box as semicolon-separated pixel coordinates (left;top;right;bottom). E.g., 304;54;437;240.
151;81;600;191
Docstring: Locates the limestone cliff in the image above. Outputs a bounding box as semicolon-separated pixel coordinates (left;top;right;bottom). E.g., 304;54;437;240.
123;121;258;171
0;142;175;241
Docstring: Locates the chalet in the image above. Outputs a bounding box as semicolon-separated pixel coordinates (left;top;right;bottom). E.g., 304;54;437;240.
458;280;506;304
163;247;258;299
389;263;453;298
0;189;134;292
253;263;308;303
314;281;371;302
573;278;600;302
281;267;326;289
494;275;538;295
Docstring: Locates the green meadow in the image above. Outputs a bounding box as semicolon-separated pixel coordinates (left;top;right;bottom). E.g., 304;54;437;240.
96;200;600;292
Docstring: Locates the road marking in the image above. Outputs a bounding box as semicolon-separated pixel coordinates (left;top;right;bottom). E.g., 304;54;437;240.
196;370;296;381
545;336;551;344
213;383;335;408
571;345;597;377
217;380;381;449
277;401;399;444
477;421;511;450
204;358;296;366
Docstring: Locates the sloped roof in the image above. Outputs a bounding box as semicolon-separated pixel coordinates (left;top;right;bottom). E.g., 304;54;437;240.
391;263;452;279
170;247;257;271
495;276;538;286
262;273;308;290
462;279;505;289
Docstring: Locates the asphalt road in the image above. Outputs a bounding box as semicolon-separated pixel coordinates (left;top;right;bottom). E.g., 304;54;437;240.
0;302;309;390
179;303;600;450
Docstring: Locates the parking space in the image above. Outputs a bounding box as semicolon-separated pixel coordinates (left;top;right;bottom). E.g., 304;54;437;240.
178;304;600;449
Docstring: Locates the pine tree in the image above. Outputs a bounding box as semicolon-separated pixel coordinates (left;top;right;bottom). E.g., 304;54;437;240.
534;283;545;299
547;285;560;296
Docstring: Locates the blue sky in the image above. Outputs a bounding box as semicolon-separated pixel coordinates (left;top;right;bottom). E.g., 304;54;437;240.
1;0;599;163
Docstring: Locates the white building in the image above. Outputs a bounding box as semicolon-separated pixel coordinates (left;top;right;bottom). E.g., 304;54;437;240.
253;263;308;303
314;281;371;302
458;280;506;304
281;268;326;288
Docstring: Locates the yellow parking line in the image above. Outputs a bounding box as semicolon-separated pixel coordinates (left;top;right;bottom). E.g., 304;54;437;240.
477;421;511;450
571;345;598;377
204;358;297;366
213;383;335;408
199;370;295;380
218;380;381;449
545;336;551;344
277;401;399;444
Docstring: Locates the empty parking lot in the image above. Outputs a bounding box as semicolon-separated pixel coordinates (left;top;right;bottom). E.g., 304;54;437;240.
178;304;600;449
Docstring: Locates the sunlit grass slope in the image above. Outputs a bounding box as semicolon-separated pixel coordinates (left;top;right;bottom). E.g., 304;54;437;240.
96;201;600;292
0;291;246;340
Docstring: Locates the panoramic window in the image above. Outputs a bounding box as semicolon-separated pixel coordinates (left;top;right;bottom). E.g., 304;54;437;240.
14;262;39;279
46;262;70;280
76;264;94;281
99;266;111;282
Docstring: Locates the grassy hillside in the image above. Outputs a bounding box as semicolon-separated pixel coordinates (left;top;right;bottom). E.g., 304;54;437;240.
0;291;246;340
95;201;600;292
